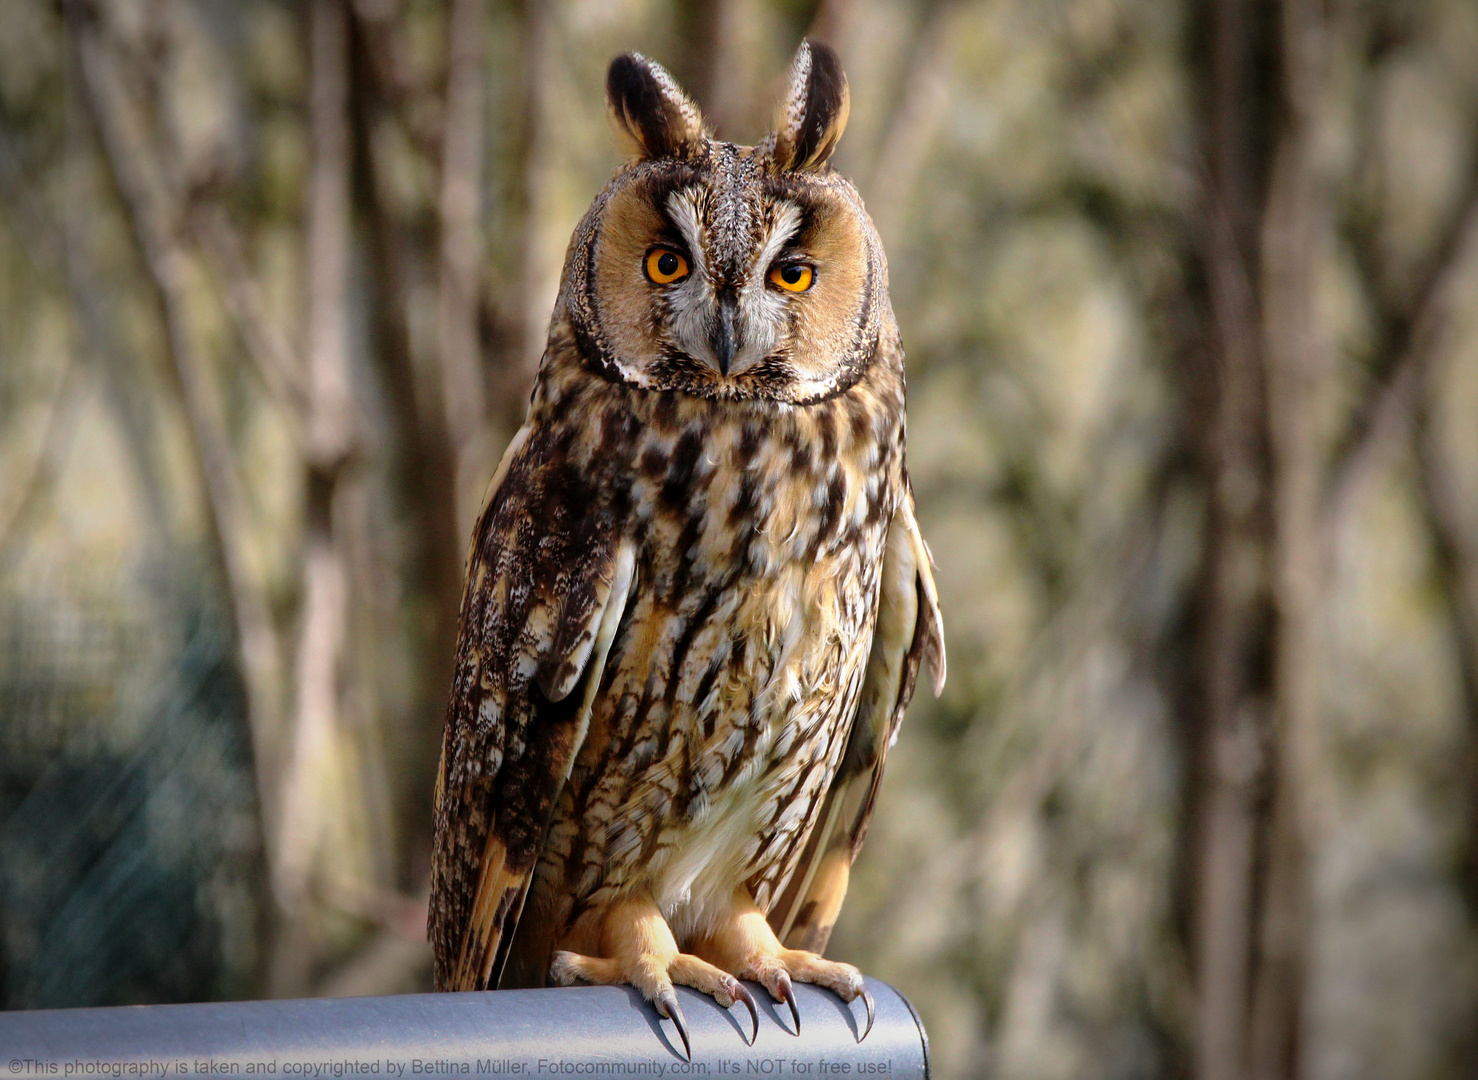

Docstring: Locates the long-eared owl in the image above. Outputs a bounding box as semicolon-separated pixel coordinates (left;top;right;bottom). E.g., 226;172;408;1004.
429;39;944;1051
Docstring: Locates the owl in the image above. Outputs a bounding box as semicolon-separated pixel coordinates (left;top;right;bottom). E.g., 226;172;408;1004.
429;40;944;1057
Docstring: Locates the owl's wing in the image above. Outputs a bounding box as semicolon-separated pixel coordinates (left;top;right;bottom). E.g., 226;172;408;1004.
429;423;636;992
772;495;945;953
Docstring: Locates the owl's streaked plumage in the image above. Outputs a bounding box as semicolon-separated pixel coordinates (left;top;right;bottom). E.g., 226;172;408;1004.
429;40;944;1049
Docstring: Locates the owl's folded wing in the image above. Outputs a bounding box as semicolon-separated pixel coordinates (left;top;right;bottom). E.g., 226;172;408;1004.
429;423;636;991
772;494;945;953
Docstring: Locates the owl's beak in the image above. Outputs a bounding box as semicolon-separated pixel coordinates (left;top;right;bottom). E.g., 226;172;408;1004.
711;292;739;376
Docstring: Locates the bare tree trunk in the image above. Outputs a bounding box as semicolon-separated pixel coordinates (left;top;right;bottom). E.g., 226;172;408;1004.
1190;2;1274;1076
511;0;554;416
1249;2;1330;1076
349;7;462;888
271;0;363;997
437;0;488;462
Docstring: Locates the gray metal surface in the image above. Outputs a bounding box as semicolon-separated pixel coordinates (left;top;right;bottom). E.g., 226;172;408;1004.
0;980;927;1080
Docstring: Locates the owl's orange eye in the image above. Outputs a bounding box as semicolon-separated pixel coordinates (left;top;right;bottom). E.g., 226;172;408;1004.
769;262;814;292
645;248;690;285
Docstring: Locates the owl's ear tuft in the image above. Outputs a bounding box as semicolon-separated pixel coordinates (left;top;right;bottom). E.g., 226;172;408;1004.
770;39;850;172
606;53;707;161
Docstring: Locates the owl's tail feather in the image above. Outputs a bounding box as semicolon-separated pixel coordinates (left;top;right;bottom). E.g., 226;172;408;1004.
449;835;534;991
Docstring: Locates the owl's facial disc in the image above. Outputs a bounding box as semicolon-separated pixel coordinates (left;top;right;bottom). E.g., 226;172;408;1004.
587;162;874;403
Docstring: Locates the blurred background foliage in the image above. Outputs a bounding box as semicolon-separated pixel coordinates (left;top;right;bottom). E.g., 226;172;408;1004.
2;0;1477;1078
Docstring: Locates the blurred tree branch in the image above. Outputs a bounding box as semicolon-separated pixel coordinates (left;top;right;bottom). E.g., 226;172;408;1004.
94;9;309;436
0;118;171;549
1414;376;1478;883
436;0;488;459
864;0;962;243
0;355;81;556
506;0;553;416
271;0;371;997
803;0;855;48
1248;2;1332;1074
0;132;84;555
351;0;444;162
349;4;462;883
1327;145;1478;518
70;0;289;852
1188;2;1274;1076
189;203;308;428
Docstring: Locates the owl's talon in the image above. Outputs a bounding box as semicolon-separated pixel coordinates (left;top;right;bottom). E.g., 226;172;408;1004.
695;892;884;1040
656;989;692;1062
773;971;800;1035
731;982;759;1045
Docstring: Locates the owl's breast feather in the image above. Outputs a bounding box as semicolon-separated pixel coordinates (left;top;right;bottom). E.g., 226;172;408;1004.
631;543;881;934
539;363;903;921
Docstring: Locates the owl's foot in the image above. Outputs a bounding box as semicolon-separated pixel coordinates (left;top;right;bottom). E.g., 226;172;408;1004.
549;896;759;1058
696;891;875;1041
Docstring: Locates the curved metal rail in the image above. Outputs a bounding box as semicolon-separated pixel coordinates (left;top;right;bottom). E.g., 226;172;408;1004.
0;979;928;1080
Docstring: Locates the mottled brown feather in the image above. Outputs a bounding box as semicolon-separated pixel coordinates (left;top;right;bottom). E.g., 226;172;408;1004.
430;422;634;991
771;497;944;952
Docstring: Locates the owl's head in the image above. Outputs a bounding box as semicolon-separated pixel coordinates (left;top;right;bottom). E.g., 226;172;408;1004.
557;41;888;406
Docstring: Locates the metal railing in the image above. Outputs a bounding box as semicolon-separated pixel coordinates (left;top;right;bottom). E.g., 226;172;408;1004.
0;980;928;1080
